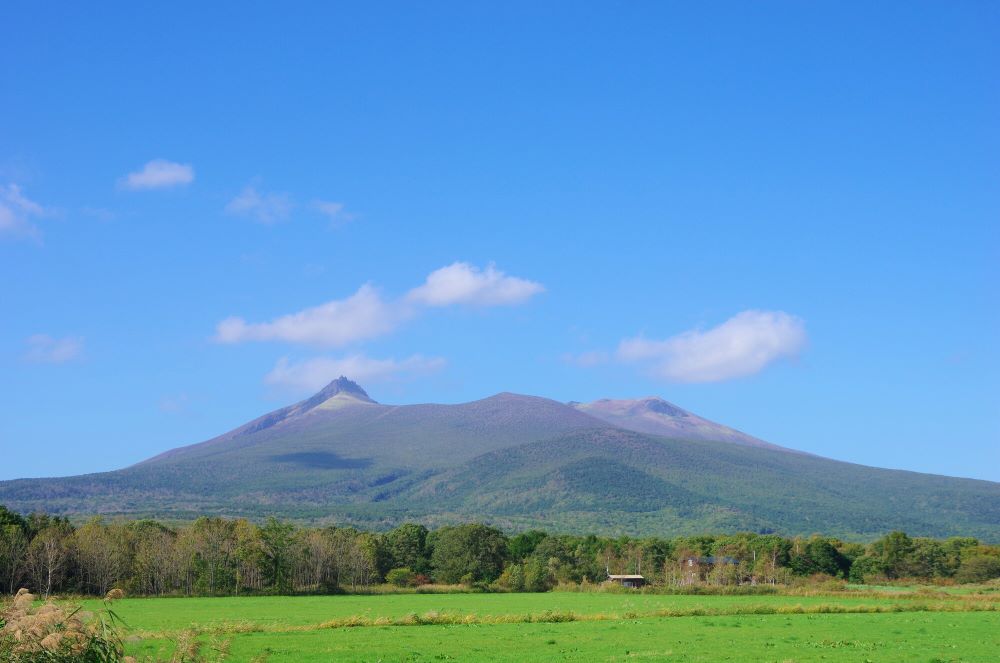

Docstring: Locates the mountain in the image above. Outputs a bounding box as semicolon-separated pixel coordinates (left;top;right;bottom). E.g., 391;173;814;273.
571;397;798;453
1;378;998;540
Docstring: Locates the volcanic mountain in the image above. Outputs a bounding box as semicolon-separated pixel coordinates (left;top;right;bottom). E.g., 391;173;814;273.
1;377;997;540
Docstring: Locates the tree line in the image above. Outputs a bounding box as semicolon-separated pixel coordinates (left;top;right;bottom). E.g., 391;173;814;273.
1;505;998;597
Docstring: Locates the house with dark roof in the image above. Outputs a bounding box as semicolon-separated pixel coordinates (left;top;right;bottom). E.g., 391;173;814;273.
607;574;646;588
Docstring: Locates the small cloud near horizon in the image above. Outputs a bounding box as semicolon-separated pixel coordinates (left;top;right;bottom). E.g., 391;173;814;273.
617;310;806;382
24;334;84;364
120;159;194;190
265;354;446;393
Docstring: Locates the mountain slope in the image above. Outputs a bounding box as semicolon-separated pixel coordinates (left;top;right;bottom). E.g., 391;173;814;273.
571;397;795;452
1;379;997;540
406;427;1000;538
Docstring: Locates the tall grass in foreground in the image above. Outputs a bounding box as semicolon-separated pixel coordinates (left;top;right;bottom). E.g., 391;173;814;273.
0;589;129;662
2;589;241;663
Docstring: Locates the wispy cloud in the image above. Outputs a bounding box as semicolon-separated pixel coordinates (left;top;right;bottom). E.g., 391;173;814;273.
265;354;445;392
120;159;194;190
24;334;84;364
215;262;543;348
216;284;402;347
407;262;545;307
617;310;806;382
0;183;46;240
311;200;353;226
225;185;294;224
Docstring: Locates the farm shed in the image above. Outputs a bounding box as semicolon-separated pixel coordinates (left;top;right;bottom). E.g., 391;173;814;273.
607;574;646;588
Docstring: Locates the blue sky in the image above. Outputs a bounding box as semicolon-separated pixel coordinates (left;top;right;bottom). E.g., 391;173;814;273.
1;2;997;482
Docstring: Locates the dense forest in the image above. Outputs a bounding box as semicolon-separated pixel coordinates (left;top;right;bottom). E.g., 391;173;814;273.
2;505;998;598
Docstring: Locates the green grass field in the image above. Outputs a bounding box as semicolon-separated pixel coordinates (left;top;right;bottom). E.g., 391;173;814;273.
78;590;1000;662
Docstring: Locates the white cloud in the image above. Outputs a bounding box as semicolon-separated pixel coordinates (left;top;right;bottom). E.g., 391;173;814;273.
265;354;445;392
24;334;84;363
312;200;352;226
215;284;402;347
225;185;293;224
407;262;544;307
120;159;194;190
215;263;543;349
617;310;806;382
0;183;46;240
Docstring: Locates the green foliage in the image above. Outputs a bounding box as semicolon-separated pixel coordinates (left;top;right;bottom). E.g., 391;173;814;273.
494;563;525;591
2;501;1000;599
0;506;29;535
383;523;429;574
873;531;915;579
954;555;1000;583
848;556;884;584
523;556;553;592
259;518;295;593
507;530;547;561
430;524;508;584
385;567;416;587
789;538;851;577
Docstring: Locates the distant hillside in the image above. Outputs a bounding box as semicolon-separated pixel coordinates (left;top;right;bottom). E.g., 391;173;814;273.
1;377;998;540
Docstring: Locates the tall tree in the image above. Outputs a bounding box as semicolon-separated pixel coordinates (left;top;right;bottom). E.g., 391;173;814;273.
75;518;130;595
384;523;429;573
0;524;29;594
430;524;507;584
189;517;237;595
27;525;71;597
260;518;295;593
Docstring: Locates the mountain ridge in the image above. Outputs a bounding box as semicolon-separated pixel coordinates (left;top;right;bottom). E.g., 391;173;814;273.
571;396;800;453
3;378;998;541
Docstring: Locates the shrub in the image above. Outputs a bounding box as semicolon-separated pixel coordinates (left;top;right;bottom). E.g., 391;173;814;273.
493;564;525;591
955;556;1000;584
385;567;416;587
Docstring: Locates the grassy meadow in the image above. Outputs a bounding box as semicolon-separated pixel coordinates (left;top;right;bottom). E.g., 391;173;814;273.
77;587;1000;662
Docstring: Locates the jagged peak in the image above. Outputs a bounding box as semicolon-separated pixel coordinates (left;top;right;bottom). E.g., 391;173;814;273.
292;377;376;415
640;397;688;417
314;376;374;402
573;396;689;418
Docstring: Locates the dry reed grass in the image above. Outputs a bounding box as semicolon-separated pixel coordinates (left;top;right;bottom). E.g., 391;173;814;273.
0;588;131;662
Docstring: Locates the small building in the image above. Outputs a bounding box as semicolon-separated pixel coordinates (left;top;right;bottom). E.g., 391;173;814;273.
607;574;646;588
